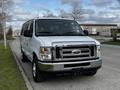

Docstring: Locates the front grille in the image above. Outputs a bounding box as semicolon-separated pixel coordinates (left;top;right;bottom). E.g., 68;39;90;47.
54;45;96;61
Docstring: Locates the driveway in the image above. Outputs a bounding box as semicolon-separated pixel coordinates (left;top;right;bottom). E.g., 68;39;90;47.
11;38;120;90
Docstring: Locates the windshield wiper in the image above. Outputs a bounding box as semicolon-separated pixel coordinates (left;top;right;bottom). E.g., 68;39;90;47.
37;32;62;36
63;31;84;36
37;31;84;36
37;31;53;33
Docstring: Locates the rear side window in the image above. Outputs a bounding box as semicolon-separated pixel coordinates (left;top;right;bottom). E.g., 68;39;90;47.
21;24;25;35
21;22;29;36
28;21;33;35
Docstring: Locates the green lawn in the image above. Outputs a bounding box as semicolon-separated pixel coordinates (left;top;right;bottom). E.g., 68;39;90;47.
0;43;27;90
0;34;14;40
102;40;120;46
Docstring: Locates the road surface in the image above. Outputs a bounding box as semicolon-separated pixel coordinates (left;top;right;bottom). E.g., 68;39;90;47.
11;38;120;90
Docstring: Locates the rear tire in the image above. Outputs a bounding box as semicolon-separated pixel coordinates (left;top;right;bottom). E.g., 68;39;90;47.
32;56;45;82
84;70;97;76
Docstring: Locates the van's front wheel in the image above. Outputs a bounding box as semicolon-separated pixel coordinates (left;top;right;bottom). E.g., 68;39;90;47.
32;56;44;82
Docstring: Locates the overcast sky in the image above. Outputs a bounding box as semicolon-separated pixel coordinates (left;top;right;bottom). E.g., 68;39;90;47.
10;0;120;30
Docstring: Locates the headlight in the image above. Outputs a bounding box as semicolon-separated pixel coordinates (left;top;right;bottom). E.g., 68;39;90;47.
97;45;101;57
40;47;52;61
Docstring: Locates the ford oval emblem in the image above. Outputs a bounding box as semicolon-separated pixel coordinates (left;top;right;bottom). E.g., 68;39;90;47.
72;49;81;55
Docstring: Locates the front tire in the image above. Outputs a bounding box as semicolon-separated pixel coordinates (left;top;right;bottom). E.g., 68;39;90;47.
32;56;44;82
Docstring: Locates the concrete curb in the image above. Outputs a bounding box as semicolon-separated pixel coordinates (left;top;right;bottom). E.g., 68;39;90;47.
10;44;34;90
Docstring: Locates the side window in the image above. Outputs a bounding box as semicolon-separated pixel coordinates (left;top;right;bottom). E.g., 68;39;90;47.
23;22;29;36
21;20;33;37
21;24;25;35
28;21;33;35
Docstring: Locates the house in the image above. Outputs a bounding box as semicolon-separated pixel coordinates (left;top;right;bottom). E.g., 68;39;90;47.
80;24;117;36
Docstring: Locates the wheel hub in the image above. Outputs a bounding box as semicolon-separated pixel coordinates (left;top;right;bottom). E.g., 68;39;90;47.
33;63;36;77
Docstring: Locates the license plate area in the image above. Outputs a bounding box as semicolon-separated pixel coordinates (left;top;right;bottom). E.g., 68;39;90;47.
64;63;90;68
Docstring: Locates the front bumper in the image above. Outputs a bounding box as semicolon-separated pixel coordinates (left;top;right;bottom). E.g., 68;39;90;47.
38;58;102;72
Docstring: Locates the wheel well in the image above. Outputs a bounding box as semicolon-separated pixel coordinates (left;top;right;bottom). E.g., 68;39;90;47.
21;46;23;53
33;52;39;62
33;52;37;58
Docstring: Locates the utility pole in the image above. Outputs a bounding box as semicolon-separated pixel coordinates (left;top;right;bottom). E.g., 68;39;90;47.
1;0;7;49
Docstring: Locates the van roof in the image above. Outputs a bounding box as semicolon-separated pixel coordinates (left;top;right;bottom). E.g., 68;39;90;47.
34;17;74;21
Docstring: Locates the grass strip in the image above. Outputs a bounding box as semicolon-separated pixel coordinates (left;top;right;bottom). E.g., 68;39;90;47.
0;43;27;90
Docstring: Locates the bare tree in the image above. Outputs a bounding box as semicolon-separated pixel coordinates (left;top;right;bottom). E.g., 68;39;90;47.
59;1;83;21
0;0;13;20
0;0;14;34
59;9;70;18
71;2;83;21
43;10;56;17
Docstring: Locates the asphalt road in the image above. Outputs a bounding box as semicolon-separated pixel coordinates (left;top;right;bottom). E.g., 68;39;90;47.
11;39;120;90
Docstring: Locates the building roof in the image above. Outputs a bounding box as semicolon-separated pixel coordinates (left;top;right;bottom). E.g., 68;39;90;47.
80;24;117;26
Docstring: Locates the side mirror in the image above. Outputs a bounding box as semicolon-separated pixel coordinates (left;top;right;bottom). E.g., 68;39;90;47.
83;30;89;36
24;30;32;37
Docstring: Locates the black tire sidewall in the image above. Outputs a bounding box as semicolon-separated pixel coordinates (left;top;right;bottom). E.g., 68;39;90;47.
32;57;38;81
32;56;44;82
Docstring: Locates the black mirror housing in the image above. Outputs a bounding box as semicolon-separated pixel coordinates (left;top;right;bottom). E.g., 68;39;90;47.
83;30;89;36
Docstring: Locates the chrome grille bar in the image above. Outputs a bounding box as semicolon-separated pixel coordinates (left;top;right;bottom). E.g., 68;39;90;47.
54;44;96;61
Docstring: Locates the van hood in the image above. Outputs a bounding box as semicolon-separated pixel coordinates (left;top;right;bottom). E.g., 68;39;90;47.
37;36;100;46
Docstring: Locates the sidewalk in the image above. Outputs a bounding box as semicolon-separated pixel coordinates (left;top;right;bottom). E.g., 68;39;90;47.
10;40;33;90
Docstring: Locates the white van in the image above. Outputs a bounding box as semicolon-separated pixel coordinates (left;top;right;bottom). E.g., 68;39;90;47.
20;18;102;82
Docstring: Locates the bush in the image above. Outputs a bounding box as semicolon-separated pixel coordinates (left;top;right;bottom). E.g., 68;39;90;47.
0;33;14;40
7;35;14;40
6;26;14;40
7;26;13;37
0;34;3;40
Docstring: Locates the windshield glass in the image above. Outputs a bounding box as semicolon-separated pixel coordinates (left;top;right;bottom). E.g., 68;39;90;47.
35;19;85;36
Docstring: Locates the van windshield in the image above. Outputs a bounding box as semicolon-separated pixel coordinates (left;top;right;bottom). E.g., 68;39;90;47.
35;19;85;36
